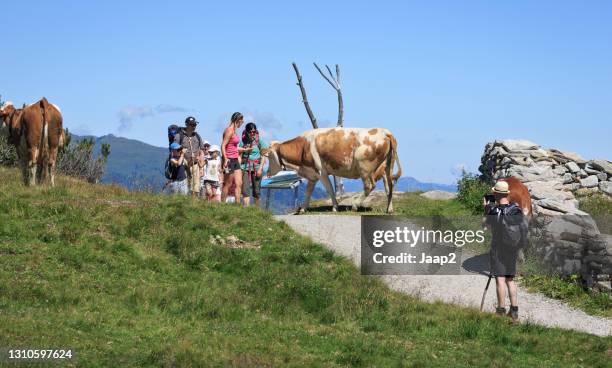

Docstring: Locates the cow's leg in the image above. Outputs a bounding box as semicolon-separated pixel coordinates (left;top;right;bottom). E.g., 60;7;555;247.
299;180;317;214
382;173;390;198
48;147;58;187
15;147;26;185
319;173;339;211
385;160;395;214
17;136;29;185
19;157;28;185
26;146;39;186
28;163;37;186
353;176;375;211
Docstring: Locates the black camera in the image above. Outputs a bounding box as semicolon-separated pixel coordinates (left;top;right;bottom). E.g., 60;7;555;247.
484;194;496;205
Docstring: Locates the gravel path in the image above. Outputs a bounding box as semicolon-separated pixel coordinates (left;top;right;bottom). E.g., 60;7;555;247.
276;214;612;337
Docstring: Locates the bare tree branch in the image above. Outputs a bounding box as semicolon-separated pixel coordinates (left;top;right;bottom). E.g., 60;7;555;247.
292;62;318;129
313;62;345;195
335;65;341;87
336;65;343;127
325;65;337;88
314;62;338;90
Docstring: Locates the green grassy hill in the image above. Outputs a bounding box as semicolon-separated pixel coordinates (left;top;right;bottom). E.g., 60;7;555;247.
0;167;609;367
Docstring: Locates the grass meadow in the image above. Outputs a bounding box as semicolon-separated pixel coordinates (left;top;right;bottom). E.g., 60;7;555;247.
0;167;610;367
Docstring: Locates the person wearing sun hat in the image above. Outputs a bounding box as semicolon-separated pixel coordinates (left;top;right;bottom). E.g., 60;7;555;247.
201;145;223;202
483;179;528;323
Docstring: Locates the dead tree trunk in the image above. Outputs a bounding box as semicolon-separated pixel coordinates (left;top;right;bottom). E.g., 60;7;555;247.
292;62;318;129
314;63;344;195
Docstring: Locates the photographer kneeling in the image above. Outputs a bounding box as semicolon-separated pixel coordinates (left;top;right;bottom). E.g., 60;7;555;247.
483;180;528;322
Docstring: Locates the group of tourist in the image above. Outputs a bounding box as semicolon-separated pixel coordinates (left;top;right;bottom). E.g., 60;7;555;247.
163;112;268;206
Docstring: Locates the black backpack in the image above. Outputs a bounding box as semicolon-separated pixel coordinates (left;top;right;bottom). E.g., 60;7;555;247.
164;157;173;180
491;204;528;249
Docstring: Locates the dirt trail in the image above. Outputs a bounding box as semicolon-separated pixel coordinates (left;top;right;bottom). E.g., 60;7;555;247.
276;214;612;337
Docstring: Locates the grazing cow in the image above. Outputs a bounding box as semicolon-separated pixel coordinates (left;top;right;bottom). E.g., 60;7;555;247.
0;102;24;146
0;98;64;186
265;127;402;213
500;177;533;217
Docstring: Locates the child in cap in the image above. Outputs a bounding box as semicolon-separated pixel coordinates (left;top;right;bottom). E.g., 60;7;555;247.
163;142;189;195
201;145;223;202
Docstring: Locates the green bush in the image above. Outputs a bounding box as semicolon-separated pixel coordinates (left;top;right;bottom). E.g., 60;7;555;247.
578;194;612;234
56;129;111;183
0;134;17;167
456;172;490;215
579;194;612;216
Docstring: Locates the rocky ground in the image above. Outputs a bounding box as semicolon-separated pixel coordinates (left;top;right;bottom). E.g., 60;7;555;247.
276;214;612;337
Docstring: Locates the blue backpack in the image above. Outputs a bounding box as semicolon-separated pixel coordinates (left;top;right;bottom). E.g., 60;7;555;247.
168;125;180;147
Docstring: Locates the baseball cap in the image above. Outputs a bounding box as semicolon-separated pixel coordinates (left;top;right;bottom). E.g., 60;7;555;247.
185;116;198;126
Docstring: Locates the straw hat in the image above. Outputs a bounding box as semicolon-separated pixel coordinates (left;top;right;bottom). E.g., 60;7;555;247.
492;180;510;194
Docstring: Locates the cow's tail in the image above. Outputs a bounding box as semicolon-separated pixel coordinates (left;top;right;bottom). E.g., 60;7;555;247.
387;133;402;184
38;98;50;183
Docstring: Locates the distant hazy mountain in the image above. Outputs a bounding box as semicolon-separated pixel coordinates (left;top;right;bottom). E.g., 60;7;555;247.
70;134;456;212
72;134;168;191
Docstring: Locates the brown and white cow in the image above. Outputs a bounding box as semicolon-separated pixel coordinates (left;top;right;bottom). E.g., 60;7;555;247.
265;127;402;213
0;97;64;186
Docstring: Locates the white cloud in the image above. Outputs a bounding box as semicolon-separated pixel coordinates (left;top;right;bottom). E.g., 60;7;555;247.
215;109;285;140
451;163;469;177
117;104;192;131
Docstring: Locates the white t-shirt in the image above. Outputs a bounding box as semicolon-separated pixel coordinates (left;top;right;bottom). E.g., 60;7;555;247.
203;157;221;182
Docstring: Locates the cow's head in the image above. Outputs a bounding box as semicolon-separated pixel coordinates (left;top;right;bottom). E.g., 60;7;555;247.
0;101;15;136
263;141;283;177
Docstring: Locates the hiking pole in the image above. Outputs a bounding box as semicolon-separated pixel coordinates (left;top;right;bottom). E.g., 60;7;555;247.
480;274;493;312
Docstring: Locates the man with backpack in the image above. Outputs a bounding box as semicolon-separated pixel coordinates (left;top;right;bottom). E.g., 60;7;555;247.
483;180;529;322
238;122;268;206
172;116;205;197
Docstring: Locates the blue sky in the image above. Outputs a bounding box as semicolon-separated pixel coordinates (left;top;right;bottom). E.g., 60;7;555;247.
2;1;611;184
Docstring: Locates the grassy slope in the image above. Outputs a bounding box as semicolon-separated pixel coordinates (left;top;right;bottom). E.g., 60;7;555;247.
0;168;610;367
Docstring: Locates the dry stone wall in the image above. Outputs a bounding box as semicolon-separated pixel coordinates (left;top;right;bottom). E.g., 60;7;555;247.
479;140;611;279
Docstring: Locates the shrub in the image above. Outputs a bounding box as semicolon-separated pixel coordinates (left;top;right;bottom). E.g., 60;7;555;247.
0;134;17;167
578;194;612;217
56;129;111;183
578;194;612;234
456;172;490;215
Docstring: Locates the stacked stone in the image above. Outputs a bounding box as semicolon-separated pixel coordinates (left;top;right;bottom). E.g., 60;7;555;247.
480;140;612;199
479;139;611;279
